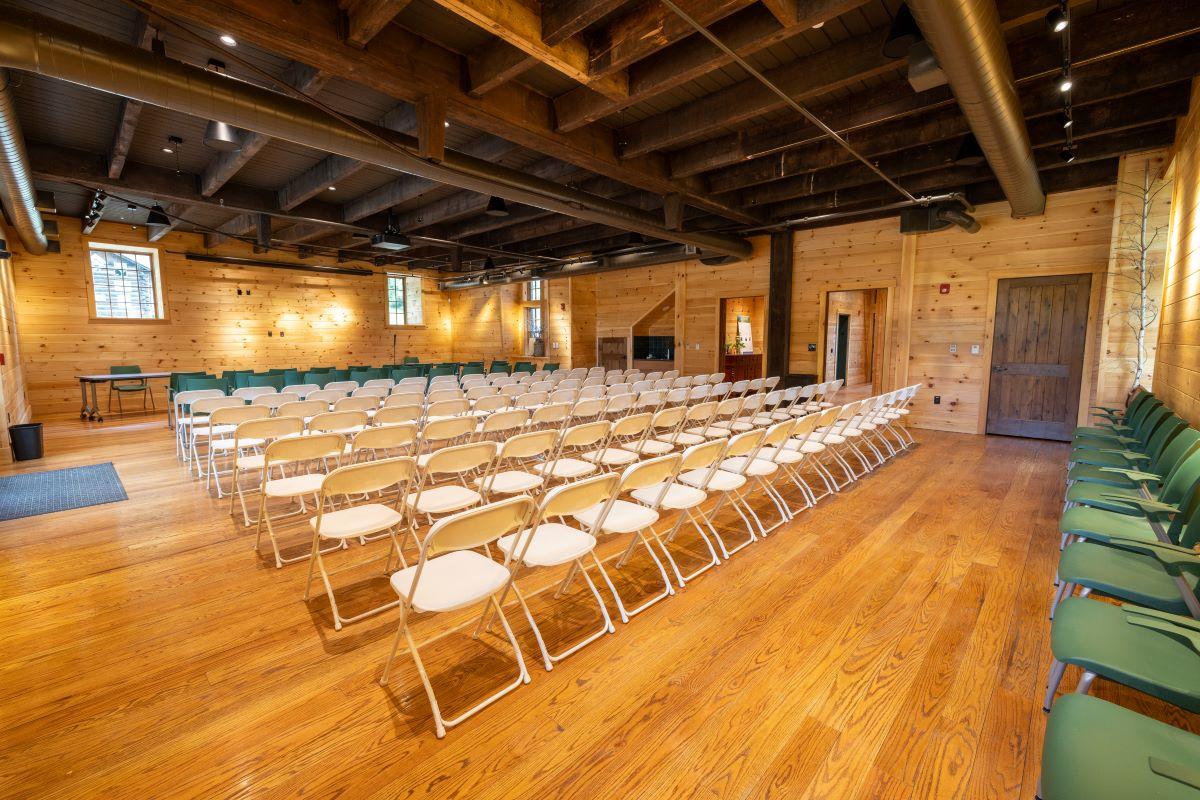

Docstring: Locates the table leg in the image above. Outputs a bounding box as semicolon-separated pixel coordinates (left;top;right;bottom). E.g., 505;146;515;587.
91;382;103;422
80;379;90;420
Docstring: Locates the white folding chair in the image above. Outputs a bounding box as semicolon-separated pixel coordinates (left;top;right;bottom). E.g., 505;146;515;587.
255;432;346;568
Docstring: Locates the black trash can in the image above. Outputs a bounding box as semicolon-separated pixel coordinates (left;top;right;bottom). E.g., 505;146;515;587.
9;422;44;461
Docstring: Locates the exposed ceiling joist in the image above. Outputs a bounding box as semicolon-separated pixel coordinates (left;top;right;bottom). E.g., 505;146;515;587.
199;61;332;196
339;0;413;48
467;40;538;96
541;0;628;46
135;0;757;225
426;0;628;100
106;13;155;179
554;0;870;133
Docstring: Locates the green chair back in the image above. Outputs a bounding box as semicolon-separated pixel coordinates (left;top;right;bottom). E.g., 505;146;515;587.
281;369;302;386
169;371;207;397
110;365;148;390
403;356;420;365
327;369;350;383
461;364;485;377
512;361;534;374
390;366;420;381
542;362;560;372
428;363;459;378
350;369;385;384
183;376;226;392
247;374;285;390
302;371;328;385
488;360;511;374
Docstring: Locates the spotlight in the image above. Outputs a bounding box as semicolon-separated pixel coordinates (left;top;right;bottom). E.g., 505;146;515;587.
443;121;450;128
1046;7;1068;33
1060;146;1076;163
219;34;237;46
1059;110;1073;129
162;135;183;154
484;196;509;217
146;205;171;226
204;120;243;151
327;186;336;191
1058;72;1073;93
812;21;825;29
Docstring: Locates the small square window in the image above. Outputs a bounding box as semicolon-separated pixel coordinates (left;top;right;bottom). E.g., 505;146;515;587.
388;274;424;326
88;243;164;319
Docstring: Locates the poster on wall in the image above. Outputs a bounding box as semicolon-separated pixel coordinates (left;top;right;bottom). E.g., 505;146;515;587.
737;314;753;354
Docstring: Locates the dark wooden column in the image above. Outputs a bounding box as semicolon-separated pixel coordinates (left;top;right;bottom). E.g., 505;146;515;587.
766;229;793;380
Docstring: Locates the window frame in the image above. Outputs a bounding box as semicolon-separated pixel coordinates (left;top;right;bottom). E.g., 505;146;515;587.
85;241;168;323
385;273;426;329
525;279;544;302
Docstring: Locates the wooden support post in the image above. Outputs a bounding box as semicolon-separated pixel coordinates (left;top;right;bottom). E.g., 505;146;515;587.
254;213;271;252
766;229;793;380
416;96;447;162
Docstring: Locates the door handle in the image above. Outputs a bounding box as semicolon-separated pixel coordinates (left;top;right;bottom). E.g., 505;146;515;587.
992;365;1007;373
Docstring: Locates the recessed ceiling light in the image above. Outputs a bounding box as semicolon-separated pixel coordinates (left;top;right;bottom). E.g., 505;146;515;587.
219;34;237;46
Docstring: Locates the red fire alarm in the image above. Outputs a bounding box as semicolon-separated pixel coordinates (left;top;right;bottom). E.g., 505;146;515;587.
939;283;950;294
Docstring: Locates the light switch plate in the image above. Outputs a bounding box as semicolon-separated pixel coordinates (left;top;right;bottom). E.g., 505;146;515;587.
949;343;958;354
970;344;981;355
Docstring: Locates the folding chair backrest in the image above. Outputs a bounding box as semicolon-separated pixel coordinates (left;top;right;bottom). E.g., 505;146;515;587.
308;390;345;403
375;405;422;426
466;385;497;401
335;396;379;412
364;378;395;389
233;387;276;401
353;422;417;453
571;398;608;419
283;383;320;398
580;386;606;400
498;429;557;461
386;392;425;408
324;381;358;393
479;408;530;435
236;416;302;445
193;397;245;415
680;438;726;470
637;390;665;410
321;455;416;503
559;420;611;449
423;440;498;477
652;405;687;432
264;431;345;466
421;415;476;444
502;384;525;398
352;386;389;398
209;404;270;426
541;473;621;520
425;495;536;557
474;395;511;414
608;383;633;396
310;410;368;433
761;419;796;448
620;452;682;492
252;392;301;409
175;389;224;411
605;393;636;416
709;373;725;384
686;400;717;425
427;399;470;419
277;400;327;419
725;428;766;458
612;412;652;438
516;391;548;409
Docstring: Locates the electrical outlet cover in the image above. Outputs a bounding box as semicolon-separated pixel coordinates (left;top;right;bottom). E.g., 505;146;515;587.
970;344;981;355
949;343;958;354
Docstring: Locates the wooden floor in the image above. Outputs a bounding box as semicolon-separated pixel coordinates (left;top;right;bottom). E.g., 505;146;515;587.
2;415;1197;799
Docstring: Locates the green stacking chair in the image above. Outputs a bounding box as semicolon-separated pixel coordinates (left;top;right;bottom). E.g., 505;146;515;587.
1045;595;1200;714
247;374;285;390
1068;417;1190;491
108;365;154;413
403;356;420;365
542;361;560;372
1069;405;1173;469
428;363;459;378
1059;449;1200;550
1073;395;1164;450
348;365;370;373
349;370;374;384
281;369;302;386
302;371;329;385
183;376;226;392
1040;694;1200;800
1055;485;1200;619
460;363;485;377
169;371;206;400
1064;425;1198;514
512;361;534;374
327;369;350;383
1077;387;1155;437
488;360;511;374
390;366;420;381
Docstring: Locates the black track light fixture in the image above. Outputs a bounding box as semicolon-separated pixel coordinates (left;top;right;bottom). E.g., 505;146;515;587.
1060;145;1076;164
953;133;986;167
484;196;509;217
1059;109;1073;129
146;205;171;226
1046;4;1068;33
882;4;922;59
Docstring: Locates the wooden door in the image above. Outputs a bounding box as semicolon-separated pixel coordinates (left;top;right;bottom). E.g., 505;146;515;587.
986;274;1091;441
598;337;627;371
835;314;850;381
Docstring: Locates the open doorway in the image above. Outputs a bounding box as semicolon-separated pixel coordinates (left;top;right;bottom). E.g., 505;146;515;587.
823;288;886;398
718;296;765;382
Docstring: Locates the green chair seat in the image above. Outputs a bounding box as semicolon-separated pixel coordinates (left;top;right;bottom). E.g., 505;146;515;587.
1065;481;1152;514
1067;463;1143;489
1041;694;1200;800
1051;597;1200;713
1059;541;1200;617
1059;506;1159;544
1069;448;1149;469
542;362;559;372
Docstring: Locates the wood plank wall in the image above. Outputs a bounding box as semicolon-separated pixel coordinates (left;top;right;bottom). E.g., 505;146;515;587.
0;223;32;463
9;218;452;416
1157;79;1200;425
447;279;576;367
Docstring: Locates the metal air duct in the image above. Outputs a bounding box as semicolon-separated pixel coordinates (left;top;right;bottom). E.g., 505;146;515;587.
907;0;1046;217
0;69;47;254
0;10;752;259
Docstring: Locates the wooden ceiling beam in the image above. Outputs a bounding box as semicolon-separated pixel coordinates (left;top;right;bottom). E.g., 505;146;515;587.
712;47;1200;197
106;13;155;179
468;40;538;96
619;0;1199;159
426;0;628;100
541;0;629;46
674;31;1200;180
589;0;756;77
136;0;758;225
339;0;413;48
555;1;870;133
760;0;801;27
199;61;332;196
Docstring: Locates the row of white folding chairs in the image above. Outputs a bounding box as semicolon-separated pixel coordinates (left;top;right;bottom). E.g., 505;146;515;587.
244;383;917;736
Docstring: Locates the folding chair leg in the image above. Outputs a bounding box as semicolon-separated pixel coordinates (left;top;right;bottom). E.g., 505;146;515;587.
1049;581;1075;620
512;564;614;672
1044;657;1067;712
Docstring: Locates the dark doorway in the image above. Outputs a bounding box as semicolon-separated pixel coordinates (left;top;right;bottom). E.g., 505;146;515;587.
834;314;850;381
986;274;1092;441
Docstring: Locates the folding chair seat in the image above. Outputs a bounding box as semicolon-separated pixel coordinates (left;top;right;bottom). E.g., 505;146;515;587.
622;405;685;456
406;440;496;524
475;429;555;498
533;421;611;482
380;497;536;738
415;416;476;467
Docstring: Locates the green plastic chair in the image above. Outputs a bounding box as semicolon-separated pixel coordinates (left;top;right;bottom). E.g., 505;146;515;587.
1069;405;1173;469
281;369;302;386
428;363;459;378
512;361;534;374
349;370;374;384
460;364;485;377
247;374;286;390
327;369;350;383
1073;396;1165;450
1068;418;1189;490
108;365;154;413
1064;423;1196;514
183;376;226;392
403;356;420;365
1076;388;1155;438
488;360;511;375
1040;694;1200;799
542;362;560;372
169;371;207;399
302;371;329;385
1059;448;1200;549
390;366;420;381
